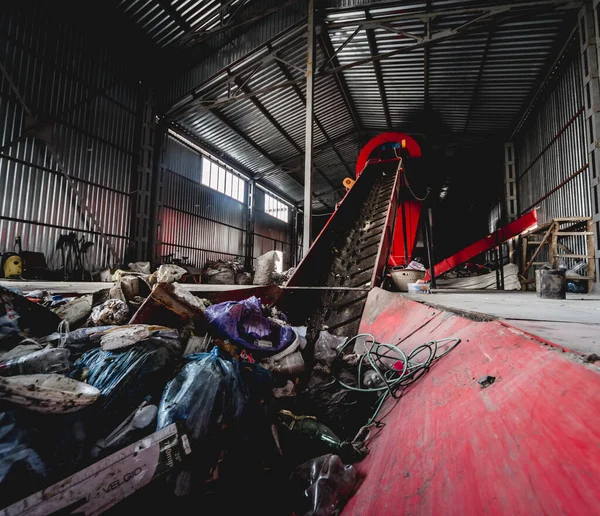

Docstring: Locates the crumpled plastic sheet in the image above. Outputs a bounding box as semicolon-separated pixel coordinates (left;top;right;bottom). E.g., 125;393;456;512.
0;287;60;346
156;264;187;284
0;347;70;376
204;296;294;354
291;454;359;516
314;331;347;366
50;325;177;360
90;299;129;326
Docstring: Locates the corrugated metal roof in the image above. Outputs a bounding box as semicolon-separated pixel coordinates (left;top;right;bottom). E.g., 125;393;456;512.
115;0;251;48
115;0;581;209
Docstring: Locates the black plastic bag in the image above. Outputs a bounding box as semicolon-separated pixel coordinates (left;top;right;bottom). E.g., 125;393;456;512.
0;287;60;349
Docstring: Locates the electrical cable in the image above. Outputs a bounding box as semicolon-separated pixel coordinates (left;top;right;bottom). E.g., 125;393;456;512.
394;148;431;201
335;334;461;425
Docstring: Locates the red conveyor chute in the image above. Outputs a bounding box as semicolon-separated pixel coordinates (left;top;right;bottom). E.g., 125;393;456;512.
424;210;538;280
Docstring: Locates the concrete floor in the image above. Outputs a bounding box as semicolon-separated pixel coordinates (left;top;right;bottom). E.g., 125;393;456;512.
405;290;600;355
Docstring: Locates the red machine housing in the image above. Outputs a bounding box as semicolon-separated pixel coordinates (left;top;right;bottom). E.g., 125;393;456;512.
356;132;423;267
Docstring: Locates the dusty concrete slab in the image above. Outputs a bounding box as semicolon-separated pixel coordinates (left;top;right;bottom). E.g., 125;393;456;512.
405;290;600;355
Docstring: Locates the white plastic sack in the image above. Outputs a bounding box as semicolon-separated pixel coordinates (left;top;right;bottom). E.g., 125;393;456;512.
253;251;283;285
156;264;187;284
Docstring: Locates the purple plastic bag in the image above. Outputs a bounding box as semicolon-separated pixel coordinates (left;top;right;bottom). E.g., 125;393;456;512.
204;296;294;354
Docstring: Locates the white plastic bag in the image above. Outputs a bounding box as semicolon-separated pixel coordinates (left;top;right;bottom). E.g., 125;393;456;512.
156;264;187;284
253;251;283;285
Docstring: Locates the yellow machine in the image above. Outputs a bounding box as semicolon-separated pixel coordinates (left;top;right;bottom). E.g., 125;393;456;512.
2;236;23;278
2;254;23;278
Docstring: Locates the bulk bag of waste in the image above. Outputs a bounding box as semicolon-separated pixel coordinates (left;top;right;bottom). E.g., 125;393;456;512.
157;347;248;490
74;337;181;428
157;347;247;440
204;296;294;354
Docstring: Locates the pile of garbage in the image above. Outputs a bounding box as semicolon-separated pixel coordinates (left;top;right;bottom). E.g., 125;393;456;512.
0;272;368;515
0;255;462;514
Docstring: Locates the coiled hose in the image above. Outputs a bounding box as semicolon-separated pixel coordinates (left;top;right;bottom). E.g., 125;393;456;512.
336;334;461;425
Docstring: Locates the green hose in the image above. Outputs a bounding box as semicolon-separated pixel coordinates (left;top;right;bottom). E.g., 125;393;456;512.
335;333;461;425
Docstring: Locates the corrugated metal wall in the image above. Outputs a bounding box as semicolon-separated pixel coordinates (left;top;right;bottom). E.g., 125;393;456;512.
514;35;591;267
160;135;247;267
515;38;589;221
160;135;294;269
0;3;137;269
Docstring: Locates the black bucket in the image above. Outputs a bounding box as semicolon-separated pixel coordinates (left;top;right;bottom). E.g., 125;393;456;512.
539;269;566;300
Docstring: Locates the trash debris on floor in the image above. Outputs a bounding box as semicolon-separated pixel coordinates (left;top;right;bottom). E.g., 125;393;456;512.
0;276;462;515
436;263;521;290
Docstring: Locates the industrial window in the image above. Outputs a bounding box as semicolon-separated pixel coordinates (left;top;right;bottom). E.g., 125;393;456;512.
201;156;245;202
264;192;289;222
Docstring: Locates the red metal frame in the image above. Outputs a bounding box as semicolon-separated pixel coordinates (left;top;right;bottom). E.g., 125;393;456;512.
346;288;600;515
357;133;423;267
424;210;538;280
356;132;422;177
389;199;421;267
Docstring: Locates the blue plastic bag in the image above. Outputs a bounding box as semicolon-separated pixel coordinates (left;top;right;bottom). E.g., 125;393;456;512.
74;337;181;426
157;347;247;441
204;296;294;354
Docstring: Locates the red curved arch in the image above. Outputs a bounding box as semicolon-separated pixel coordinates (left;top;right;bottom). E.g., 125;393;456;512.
356;132;422;177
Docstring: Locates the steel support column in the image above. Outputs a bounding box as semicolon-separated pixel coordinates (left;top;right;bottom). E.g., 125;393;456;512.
504;142;518;264
130;88;156;262
504;142;518;221
579;1;600;288
245;179;256;270
303;0;315;257
149;122;167;265
291;206;300;266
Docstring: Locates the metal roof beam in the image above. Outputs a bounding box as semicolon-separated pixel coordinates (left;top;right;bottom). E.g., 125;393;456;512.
210;108;334;210
464;31;494;133
274;56;354;176
366;12;392;129
166;24;306;119
316;18;363;131
233;77;303;154
167;76;305;120
258;127;358;177
178;0;298;48
322;1;580;74
325;1;581;29
231;77;340;195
